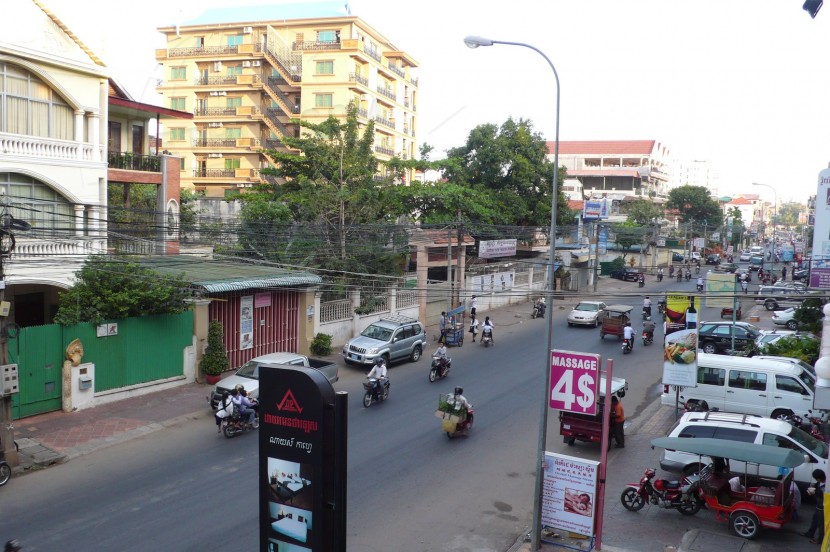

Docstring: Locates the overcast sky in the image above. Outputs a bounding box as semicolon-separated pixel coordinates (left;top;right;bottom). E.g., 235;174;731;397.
45;0;830;204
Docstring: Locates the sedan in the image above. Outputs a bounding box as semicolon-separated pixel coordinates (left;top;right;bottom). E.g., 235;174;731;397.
567;301;607;327
792;268;809;282
739;250;752;262
610;268;640;282
697;321;762;354
714;262;739;273
771;307;798;329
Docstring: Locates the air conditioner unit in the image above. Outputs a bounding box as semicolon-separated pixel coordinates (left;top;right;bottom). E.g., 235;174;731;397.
219;91;227;96
242;61;252;68
243;26;253;34
252;61;261;67
208;153;223;158
210;91;220;96
208;122;223;128
213;61;222;71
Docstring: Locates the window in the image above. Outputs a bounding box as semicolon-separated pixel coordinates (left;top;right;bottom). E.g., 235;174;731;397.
315;60;334;75
762;433;797;450
171;66;186;80
712;427;757;443
776;375;809;395
226;65;243;77
728;370;767;391
677;425;716;439
170;97;186;110
0;173;73;234
224;127;241;139
1;62;73;140
314;93;333;108
224;158;241;170
402;325;415;339
697;367;725;386
226;97;242;108
316;30;338;43
170;128;185;141
227;35;244;46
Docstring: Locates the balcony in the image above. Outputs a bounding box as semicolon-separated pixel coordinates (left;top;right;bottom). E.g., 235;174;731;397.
365;48;382;62
293;40;341;51
194;139;237;148
262;138;283;150
193;169;236;178
194;107;238;116
194;76;239;86
108;151;161;172
1;132;102;163
374;145;394;156
373;116;394;129
356;107;369;119
387;63;405;78
349;72;368;87
164;45;240;57
376;86;397;102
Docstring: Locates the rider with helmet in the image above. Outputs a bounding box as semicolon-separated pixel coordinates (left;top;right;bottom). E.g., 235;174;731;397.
367;357;387;399
5;540;22;552
448;386;472;411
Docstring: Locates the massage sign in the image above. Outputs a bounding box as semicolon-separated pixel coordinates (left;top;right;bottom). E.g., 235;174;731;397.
258;365;345;552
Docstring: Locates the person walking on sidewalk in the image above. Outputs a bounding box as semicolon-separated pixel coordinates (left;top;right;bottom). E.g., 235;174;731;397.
469;295;478;319
802;469;826;544
469;315;479;342
610;395;625;448
782;266;787;281
438;312;447;344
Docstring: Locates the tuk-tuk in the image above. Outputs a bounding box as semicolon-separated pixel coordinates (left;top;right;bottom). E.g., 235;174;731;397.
600;305;633;340
559;376;628;446
651;437;805;540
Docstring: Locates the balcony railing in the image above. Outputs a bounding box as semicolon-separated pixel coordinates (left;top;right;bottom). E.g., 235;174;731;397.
387;63;405;78
403;125;409;134
374;145;394;156
356;107;369;118
365;48;382;62
293;40;341;51
108;151;161;172
194;75;239;85
373;116;394;129
376;86;397;102
193;139;237;148
264;78;301;114
193;169;236;178
194;107;238;116
349;72;368;86
167;45;241;57
1;132;102;162
263;138;283;150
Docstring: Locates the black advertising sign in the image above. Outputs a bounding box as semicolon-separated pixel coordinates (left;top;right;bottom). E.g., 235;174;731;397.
259;364;344;552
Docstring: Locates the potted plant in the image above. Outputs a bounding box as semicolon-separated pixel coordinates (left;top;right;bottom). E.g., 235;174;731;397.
201;320;229;384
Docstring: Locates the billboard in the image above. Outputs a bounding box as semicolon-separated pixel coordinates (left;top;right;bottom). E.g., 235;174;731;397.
479;239;517;259
583;199;609;220
664;295;700;335
810;168;830;289
549;350;601;416
470;271;515;293
541;453;600;537
705;273;737;308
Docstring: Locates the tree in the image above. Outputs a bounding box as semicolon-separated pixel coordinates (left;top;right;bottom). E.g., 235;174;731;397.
611;221;643;251
760;336;820;365
53;256;191;325
725;207;744;247
666;186;723;229
777;202;803;227
200;320;229;376
625;199;663;226
793;298;824;335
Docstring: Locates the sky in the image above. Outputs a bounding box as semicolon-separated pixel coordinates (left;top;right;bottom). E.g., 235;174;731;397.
40;0;830;204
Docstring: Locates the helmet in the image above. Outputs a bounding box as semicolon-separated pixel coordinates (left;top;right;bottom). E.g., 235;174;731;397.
454;386;463;395
5;540;21;552
375;357;384;366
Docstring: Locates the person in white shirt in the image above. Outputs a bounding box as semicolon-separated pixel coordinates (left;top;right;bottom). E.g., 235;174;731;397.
643;296;652;319
482;316;494;344
729;475;746;494
469;295;478;318
469;316;480;342
447;386;472;411
623;322;635;350
214;391;234;433
367;357;387;399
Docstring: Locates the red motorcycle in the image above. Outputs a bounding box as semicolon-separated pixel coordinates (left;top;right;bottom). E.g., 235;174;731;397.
620;468;703;515
444;407;474;438
789;411;827;440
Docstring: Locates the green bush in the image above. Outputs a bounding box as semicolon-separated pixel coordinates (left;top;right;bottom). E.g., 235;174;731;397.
310;333;333;356
201;320;229;376
794;299;824;335
760;336;820;365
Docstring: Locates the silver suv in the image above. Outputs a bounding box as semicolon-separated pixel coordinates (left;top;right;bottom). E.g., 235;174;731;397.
342;315;427;366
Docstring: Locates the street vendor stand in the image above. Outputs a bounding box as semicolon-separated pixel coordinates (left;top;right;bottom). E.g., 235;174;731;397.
444;304;466;347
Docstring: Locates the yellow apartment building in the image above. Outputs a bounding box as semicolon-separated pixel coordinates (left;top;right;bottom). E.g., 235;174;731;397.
155;5;419;197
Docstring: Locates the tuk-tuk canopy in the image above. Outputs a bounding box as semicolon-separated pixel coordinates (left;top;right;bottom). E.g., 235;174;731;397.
603;305;633;314
651;437;805;468
599;376;628;397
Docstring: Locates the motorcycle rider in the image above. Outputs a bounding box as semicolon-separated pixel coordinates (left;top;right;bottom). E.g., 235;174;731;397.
623;322;635;351
638;273;645;287
232;387;257;428
434;343;449;376
482;316;494;345
669;265;674;278
367;357;387;399
657;267;664;281
642;296;652;319
643;320;656;343
696;276;704;291
534;297;546;318
447;386;472;411
214;390;234;433
4;540;21;552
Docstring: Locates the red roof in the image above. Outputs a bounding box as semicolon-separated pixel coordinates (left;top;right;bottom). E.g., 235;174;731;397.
548;140;657;155
727;197;753;205
568;200;584;210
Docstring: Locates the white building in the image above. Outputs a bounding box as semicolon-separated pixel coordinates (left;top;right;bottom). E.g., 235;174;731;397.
672;158;720;197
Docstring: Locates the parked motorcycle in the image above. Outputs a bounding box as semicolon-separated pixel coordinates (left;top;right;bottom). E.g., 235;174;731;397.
620;467;703;515
622;338;632;354
221;409;259;439
788;410;829;440
363;376;390;407
0;452;10;487
445;407;475;438
429;353;451;383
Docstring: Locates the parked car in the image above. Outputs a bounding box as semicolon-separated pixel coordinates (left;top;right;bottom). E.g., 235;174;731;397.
771;307;799;329
567;300;607;327
754;285;815;311
705;253;721;265
208;352;339;408
610;267;640;282
739;250;752;262
755;329;817;349
342;315;427;366
792;268;809;282
697;320;762;354
688;252;702;263
659;411;827;489
671;252;685;262
714;262;739;273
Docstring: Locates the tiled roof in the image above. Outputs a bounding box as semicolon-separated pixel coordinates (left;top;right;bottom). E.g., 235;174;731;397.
567;200;584;210
736;193;760;200
548;140;657;155
726;197;753;205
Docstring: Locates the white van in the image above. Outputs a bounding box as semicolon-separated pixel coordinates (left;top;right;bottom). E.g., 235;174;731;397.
660;411;828;489
661;353;816;420
750;245;764;256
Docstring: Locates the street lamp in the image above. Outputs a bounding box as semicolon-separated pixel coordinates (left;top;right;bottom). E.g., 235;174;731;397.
752;183;778;271
464;35;560;551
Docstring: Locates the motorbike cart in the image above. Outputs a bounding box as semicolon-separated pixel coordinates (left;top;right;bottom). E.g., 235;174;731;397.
651;437;805;540
435;393;473;438
599;305;634;340
559;376;628;446
443;304;466;347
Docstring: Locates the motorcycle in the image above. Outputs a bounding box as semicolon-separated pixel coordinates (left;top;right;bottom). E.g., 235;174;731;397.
0;452;10;487
429;353;451;382
620;467;704;515
642;329;654;346
696;283;704;292
445;407;475;438
669;266;675;278
685;271;691;281
788;411;828;440
363;376;390;407
642;306;652;321
657;301;666;315
481;331;493;348
221;409;259;439
531;302;545;319
657;272;663;282
622;338;632;354
638;276;645;288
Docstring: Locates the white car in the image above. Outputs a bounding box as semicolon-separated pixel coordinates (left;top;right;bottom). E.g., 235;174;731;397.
567;301;607;327
756;328;816;348
738;250;751;262
771;307;798;329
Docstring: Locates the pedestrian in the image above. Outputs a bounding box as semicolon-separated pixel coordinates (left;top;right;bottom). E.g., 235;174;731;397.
782;266;787;281
438;311;446;344
469;295;478;319
802;468;826;544
610;395;625;448
469;315;479;342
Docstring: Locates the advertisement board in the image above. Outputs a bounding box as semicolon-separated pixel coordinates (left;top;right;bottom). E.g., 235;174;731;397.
598;227;608;255
662;328;698;387
541;452;600;537
664;295;700;335
479;239;517;259
705;273;737;308
549;350;600;416
781;244;794;262
241;295;254;350
259;365;342;551
470;271;515;293
810;168;830;289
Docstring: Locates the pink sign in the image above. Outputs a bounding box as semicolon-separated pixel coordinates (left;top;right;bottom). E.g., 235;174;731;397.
549;350;601;415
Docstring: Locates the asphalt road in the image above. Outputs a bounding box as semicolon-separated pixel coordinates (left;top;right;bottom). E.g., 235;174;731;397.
0;275;750;552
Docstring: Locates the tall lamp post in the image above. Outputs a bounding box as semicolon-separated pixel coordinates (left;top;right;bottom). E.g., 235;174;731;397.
464;35;559;551
753;183;777;271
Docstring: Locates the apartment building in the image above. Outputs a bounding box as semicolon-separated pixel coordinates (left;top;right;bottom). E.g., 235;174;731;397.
155;4;419;197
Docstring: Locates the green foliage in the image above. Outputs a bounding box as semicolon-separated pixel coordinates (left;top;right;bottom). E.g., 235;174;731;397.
201;320;229;376
179;188;203;239
776;202;803;227
53;256;191;325
794;298;824;335
612;222;641;251
760;336;820;365
666;185;723;228
309;333;333;356
609;256;626;271
354;296;385;315
626;199;664;226
237;196;293;260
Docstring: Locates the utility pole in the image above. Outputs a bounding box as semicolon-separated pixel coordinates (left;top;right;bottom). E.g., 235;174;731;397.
455;216;463;308
446;227;453;314
0;223;17;466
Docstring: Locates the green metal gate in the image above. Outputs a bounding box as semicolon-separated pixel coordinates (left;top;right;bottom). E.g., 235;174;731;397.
9;324;64;419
